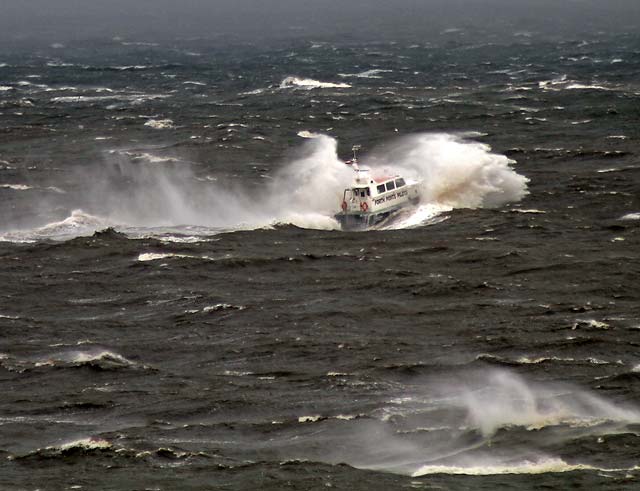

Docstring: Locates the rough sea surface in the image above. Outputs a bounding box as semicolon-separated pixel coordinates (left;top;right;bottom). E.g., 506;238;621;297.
1;27;640;490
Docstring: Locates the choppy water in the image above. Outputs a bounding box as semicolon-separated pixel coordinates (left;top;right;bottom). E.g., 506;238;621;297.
1;29;640;490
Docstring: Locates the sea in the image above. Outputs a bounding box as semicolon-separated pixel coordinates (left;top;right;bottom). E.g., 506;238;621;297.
1;25;640;491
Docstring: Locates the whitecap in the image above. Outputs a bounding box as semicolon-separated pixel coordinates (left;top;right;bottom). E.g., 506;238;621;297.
45;186;66;194
111;65;150;70
0;86;13;92
120;151;178;163
52;94;169;104
56;438;111;451
144;119;175;129
509;208;546;214
46;61;76;67
0;184;32;191
279;76;351;89
0;210;110;243
566;83;612;91
620;213;640;220
202;303;245;313
338;69;392;79
137;252;196;262
157;235;214;244
120;42;159;47
412;458;595;476
297;130;322;139
137;252;218;262
572;319;610;330
239;88;265;96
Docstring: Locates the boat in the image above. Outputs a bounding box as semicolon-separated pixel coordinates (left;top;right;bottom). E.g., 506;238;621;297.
334;146;421;230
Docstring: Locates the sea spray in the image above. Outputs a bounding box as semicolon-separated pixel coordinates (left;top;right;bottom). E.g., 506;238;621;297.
366;133;529;209
1;133;528;240
91;133;527;230
267;369;640;477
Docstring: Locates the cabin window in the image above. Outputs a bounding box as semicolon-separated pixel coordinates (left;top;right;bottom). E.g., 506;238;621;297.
386;181;395;191
377;184;385;194
395;178;406;188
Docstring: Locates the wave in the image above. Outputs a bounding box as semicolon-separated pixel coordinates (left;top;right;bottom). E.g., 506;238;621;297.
268;369;640;477
338;69;392;79
14;439;212;463
477;353;615;366
33;349;142;370
51;93;170;104
412;458;595;476
0;184;32;191
620;212;640;221
538;75;616;92
144;119;175;129
12;437;113;460
0;210;110;242
1;348;144;373
279;76;351;89
137;252;211;262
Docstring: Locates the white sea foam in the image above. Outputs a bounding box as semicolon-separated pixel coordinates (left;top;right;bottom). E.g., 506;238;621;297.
0;210;110;243
412;458;594;476
121;151;178;164
572;319;610;330
34;349;136;369
240;88;265;96
137;252;200;262
52;94;169;104
338;69;392;79
509;208;546;214
0;86;13;91
620;213;640;220
0;184;32;191
565;83;612;91
144;119;175;129
280;76;351;89
53;438;112;452
111;65;150;70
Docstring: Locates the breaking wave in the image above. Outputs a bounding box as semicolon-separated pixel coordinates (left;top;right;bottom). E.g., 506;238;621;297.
0;210;110;242
279;76;351;89
270;369;640;477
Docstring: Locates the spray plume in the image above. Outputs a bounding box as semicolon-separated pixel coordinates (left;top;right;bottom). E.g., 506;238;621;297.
1;133;528;240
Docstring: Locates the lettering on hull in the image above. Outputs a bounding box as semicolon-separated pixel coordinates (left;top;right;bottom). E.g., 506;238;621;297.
373;189;408;207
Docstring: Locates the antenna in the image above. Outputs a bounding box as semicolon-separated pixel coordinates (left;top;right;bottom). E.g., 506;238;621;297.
351;144;361;162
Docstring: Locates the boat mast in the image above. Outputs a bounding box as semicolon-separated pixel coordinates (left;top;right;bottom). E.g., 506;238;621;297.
351;144;361;163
